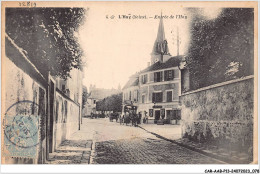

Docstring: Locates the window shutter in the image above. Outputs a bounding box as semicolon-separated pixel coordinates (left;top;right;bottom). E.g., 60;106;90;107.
164;71;168;81
160;72;163;82
152;93;155;103
154;72;157;82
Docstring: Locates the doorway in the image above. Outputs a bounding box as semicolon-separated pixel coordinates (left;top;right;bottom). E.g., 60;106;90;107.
154;110;160;123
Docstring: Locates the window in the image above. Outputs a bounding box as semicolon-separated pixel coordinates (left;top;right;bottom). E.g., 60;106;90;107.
129;91;131;100
166;91;173;102
154;71;163;82
142;74;148;84
142;94;145;103
152;92;163;103
93;100;96;104
164;70;174;81
134;90;138;102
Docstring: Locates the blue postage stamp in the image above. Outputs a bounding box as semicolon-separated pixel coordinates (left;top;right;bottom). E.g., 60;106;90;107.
3;100;40;158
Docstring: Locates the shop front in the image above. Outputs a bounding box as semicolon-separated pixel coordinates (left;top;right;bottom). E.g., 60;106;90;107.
138;103;181;124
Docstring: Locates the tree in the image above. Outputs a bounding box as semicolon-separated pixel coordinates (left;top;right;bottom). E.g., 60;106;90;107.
6;8;87;79
186;8;254;90
82;86;88;109
96;93;122;113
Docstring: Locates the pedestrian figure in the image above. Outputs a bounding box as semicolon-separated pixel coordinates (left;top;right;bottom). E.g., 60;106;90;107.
116;113;119;122
130;112;134;126
131;112;137;127
144;111;148;124
138;112;141;125
134;113;137;127
109;113;113;122
125;113;130;126
122;115;125;125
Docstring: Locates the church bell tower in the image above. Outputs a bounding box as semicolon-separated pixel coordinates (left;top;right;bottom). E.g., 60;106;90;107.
151;13;171;65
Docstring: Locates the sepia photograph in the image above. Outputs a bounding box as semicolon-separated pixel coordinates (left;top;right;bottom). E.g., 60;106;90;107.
1;1;258;172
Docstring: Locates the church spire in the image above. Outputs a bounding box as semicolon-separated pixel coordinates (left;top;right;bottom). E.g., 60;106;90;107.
151;11;170;64
156;11;166;43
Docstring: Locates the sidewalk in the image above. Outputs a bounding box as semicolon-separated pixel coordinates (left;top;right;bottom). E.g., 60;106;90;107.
46;139;92;164
138;124;251;164
139;123;182;140
46;120;95;164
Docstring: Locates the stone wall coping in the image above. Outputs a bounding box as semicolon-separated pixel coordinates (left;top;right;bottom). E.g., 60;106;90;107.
186;120;253;123
5;33;46;83
56;87;80;107
182;75;254;96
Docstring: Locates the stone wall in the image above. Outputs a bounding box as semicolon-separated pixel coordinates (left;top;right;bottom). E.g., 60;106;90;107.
54;91;80;149
181;76;254;153
3;57;47;164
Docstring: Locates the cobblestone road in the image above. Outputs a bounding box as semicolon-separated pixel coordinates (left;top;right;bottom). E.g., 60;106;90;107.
89;118;225;164
47;118;225;164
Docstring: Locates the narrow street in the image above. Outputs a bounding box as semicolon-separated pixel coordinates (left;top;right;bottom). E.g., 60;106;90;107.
48;118;225;164
2;5;256;173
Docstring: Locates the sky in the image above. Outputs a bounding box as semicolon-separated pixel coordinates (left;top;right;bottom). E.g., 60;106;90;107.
77;3;221;90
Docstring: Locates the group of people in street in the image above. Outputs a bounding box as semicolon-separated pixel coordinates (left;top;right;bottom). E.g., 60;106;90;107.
91;110;150;126
119;111;141;127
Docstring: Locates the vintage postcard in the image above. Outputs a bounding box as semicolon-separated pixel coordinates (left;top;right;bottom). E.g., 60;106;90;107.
1;0;258;172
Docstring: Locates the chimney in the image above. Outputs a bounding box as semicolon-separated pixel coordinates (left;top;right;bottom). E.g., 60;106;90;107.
147;62;150;67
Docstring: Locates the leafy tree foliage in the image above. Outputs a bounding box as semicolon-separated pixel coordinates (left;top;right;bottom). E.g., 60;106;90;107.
96;93;122;113
186;8;254;90
82;86;88;109
6;8;86;79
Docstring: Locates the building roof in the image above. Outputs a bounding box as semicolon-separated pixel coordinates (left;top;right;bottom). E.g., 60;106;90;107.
122;75;139;90
88;88;121;100
140;56;183;74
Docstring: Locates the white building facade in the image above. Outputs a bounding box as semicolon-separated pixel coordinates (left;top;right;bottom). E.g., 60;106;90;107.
123;15;183;124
